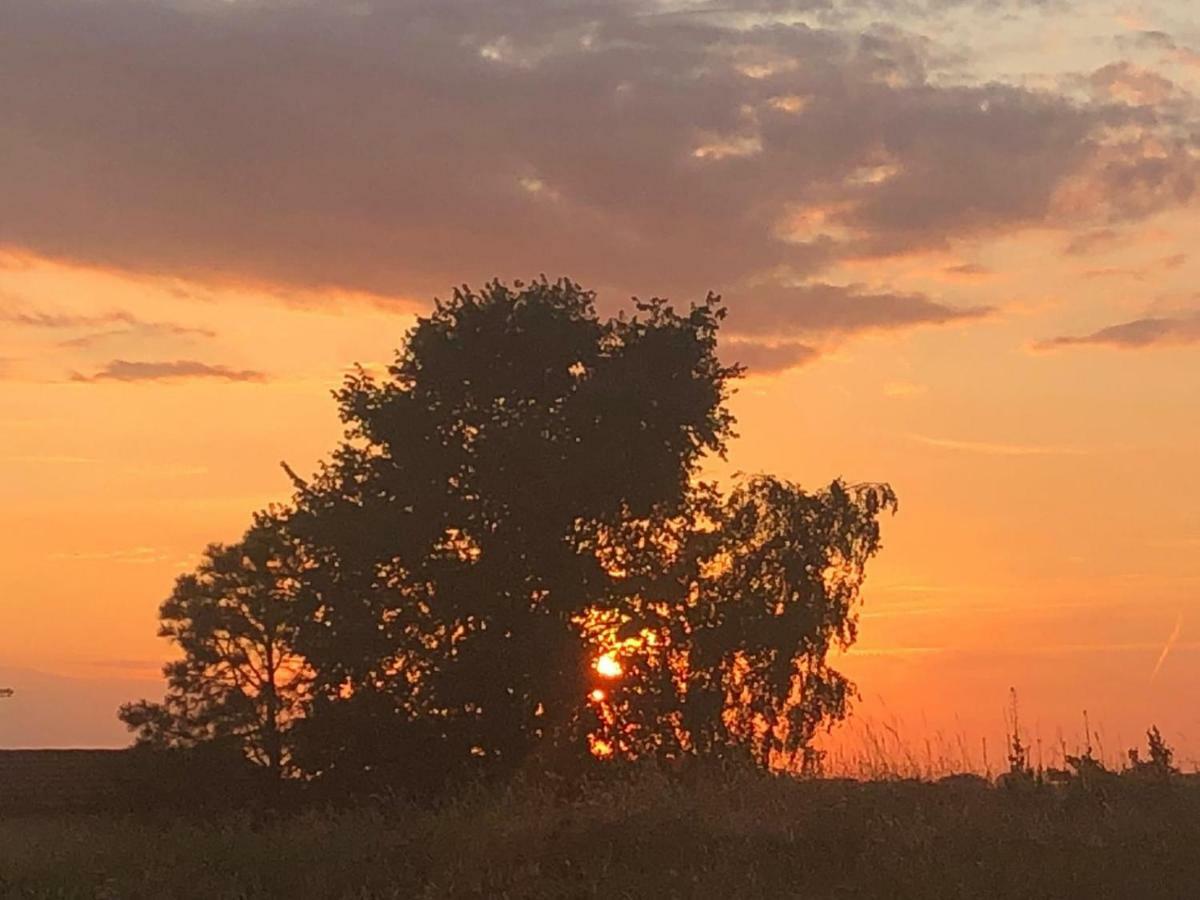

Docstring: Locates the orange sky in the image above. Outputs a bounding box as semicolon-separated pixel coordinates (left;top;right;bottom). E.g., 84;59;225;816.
2;0;1199;765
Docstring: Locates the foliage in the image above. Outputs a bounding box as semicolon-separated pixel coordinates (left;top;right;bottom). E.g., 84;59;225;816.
122;277;896;790
118;514;311;778
9;769;1200;899
589;477;896;772
999;687;1036;790
1127;726;1179;779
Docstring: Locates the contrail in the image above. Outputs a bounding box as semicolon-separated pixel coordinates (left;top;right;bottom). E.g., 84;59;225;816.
1150;613;1184;682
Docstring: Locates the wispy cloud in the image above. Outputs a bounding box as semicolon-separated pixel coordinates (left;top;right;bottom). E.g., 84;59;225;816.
846;646;947;658
907;433;1088;456
883;381;927;398
942;263;994;279
1064;228;1123;256
1151;613;1184;682
722;338;819;375
87;658;164;676
0;304;213;340
48;546;171;565
1;455;210;477
2;454;99;465
71;360;267;384
855;639;1200;659
1035;312;1200;350
728;283;993;338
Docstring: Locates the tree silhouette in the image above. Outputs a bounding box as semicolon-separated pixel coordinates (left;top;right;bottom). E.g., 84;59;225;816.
119;514;310;778
121;276;897;791
585;476;896;771
285;278;740;782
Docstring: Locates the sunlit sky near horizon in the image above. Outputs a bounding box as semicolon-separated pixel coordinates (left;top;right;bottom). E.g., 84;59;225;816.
2;0;1199;763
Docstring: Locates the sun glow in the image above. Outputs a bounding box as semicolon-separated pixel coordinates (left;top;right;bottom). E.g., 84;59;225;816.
595;652;623;678
589;736;614;758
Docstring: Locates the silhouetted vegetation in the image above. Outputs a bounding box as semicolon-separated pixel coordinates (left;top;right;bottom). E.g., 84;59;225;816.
1128;726;1179;780
8;760;1200;898
80;278;1200;898
118;278;897;799
118;514;309;781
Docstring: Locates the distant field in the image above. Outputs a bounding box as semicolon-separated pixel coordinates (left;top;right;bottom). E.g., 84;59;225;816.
2;767;1198;899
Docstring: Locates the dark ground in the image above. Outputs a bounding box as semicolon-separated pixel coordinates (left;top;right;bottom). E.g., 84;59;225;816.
2;765;1198;898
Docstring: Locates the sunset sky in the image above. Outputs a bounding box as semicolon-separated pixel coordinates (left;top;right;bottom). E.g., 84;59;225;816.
2;0;1199;764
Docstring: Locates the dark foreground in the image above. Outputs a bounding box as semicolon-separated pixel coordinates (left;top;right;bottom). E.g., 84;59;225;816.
2;768;1197;898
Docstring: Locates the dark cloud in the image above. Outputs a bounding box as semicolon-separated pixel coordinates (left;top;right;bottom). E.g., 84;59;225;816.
721;338;819;374
71;359;267;383
725;282;991;337
0;0;1195;332
1035;312;1200;350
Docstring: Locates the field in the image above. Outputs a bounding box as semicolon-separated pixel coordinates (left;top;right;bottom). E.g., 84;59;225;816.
3;765;1199;899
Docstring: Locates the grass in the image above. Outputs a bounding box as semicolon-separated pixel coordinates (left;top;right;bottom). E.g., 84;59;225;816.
3;764;1200;898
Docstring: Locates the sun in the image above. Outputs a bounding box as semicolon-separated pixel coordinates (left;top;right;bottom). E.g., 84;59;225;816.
595;652;623;679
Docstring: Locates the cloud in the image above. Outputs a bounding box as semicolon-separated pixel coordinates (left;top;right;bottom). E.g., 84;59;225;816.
2;454;210;475
1150;612;1183;682
1035;312;1200;350
721;338;819;374
0;307;140;329
2;454;100;464
726;282;991;337
883;380;927;398
908;433;1088;456
1064;228;1123;256
48;546;170;564
0;302;214;345
71;359;268;383
57;324;214;349
942;262;992;279
57;329;141;349
1088;62;1176;106
1081;266;1144;281
88;658;165;674
1120;30;1177;53
0;0;1194;319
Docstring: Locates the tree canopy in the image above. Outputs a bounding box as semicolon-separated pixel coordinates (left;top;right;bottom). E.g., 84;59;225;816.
119;514;310;779
121;277;896;793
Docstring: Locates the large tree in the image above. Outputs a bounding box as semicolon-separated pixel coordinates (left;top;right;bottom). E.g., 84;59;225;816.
119;514;311;779
285;278;739;781
123;276;897;790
